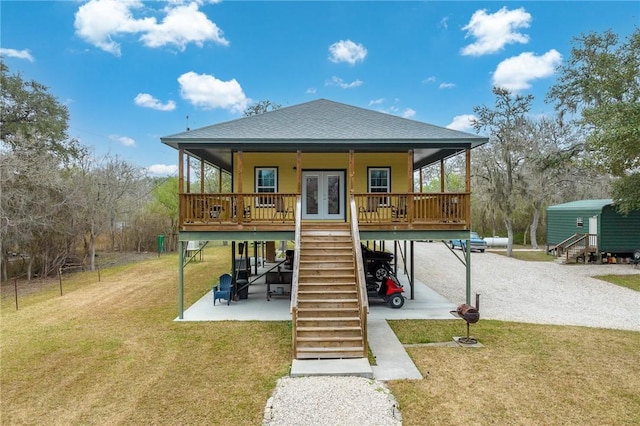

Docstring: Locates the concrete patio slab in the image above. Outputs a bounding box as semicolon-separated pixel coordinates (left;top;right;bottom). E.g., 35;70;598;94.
176;265;457;322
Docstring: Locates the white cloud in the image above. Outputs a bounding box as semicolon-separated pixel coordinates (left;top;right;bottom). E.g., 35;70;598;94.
306;87;317;94
447;114;476;132
140;2;228;50
74;0;227;56
134;93;176;111
0;48;35;62
178;71;249;112
492;49;562;91
440;17;449;30
147;164;178;176
328;40;367;65
368;98;385;106
110;135;136;147
422;76;437;84
461;7;531;56
439;82;455;89
401;108;416;119
325;76;363;89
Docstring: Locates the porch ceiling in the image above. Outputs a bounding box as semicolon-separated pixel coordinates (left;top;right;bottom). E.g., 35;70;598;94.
171;143;469;173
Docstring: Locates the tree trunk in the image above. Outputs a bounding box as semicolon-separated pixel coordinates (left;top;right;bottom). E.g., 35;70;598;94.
1;254;7;282
505;218;514;257
530;207;540;249
27;256;34;280
89;223;97;271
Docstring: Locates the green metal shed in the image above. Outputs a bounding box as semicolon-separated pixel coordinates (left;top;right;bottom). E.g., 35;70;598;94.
546;199;640;255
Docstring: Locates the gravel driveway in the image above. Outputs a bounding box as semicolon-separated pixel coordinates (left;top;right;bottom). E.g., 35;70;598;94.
412;241;640;332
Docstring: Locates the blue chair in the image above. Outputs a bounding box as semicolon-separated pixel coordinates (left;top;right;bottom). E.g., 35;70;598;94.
213;273;233;305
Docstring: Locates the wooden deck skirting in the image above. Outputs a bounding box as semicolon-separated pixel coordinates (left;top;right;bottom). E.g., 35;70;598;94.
179;192;470;230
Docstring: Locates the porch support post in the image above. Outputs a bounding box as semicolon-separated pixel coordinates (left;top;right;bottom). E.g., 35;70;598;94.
237;151;243;193
407;150;413;191
440;159;445;192
178;240;184;319
200;160;205;193
237;151;244;223
348;150;355;194
186;154;191;193
178;149;184;192
419;167;424;192
407;150;414;221
296;151;302;193
218;166;222;193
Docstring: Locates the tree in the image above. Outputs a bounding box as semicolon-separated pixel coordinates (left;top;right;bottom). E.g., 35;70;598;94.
515;117;587;248
472;87;534;256
71;154;143;270
547;29;640;214
1;62;84;280
243;100;281;116
0;62;82;162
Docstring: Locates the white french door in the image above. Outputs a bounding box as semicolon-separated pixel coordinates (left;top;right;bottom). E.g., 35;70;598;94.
301;171;345;220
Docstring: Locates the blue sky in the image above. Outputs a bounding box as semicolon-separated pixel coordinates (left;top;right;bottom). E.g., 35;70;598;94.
1;1;638;176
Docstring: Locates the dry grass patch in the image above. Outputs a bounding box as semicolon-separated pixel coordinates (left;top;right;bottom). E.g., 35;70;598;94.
594;274;640;292
1;247;291;425
387;320;640;425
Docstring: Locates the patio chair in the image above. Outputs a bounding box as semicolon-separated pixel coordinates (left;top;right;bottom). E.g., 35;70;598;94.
391;196;407;221
213;273;233;305
358;196;381;222
271;196;293;222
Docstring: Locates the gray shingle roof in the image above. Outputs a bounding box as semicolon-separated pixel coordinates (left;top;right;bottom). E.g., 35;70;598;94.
162;99;486;143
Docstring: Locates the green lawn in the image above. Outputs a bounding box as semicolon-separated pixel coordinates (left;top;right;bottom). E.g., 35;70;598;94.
2;246;639;425
490;249;556;261
595;274;640;291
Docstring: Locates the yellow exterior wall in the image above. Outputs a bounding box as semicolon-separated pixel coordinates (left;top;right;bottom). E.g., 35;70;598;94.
233;152;410;193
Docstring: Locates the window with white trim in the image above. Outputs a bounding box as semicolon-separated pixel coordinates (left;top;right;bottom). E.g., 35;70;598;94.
368;167;390;192
368;167;390;206
255;167;277;206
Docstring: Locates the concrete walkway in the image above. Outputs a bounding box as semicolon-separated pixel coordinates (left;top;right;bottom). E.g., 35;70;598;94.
369;318;423;380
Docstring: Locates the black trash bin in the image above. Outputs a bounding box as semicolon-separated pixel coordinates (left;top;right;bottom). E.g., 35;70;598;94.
285;250;294;269
235;270;249;300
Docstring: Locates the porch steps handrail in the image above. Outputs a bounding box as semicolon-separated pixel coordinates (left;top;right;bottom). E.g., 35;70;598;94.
350;195;369;357
290;195;302;313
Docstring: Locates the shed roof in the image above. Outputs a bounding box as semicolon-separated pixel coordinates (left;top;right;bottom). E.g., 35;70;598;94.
161;99;488;171
547;199;614;211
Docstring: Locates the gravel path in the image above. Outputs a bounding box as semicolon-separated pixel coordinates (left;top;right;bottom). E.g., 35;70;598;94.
264;376;401;426
264;242;640;425
413;241;640;332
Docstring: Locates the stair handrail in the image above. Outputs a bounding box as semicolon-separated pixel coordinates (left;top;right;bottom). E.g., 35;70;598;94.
350;195;369;357
549;233;585;257
290;195;302;313
550;233;584;256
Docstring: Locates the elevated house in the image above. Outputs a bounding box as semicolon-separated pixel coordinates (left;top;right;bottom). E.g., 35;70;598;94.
161;99;487;360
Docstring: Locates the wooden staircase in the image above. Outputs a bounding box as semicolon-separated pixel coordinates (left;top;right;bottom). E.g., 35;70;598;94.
551;233;598;263
293;224;366;359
